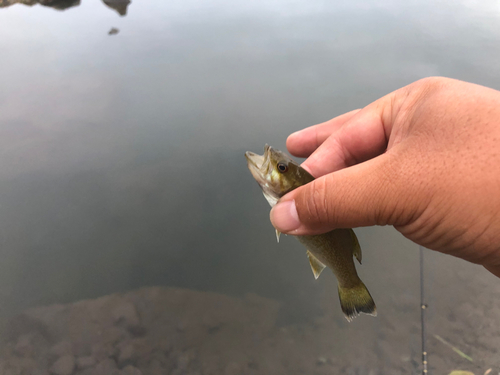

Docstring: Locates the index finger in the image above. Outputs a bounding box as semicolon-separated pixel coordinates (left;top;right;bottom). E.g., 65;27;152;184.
301;94;394;177
286;109;361;158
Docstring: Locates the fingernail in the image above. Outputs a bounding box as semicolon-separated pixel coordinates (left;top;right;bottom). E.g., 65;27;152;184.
270;200;300;232
300;163;313;175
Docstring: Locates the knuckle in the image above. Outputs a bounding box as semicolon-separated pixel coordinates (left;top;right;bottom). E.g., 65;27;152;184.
413;76;447;89
410;77;450;100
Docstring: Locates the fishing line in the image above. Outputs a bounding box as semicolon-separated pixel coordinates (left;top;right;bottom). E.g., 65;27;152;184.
420;245;428;374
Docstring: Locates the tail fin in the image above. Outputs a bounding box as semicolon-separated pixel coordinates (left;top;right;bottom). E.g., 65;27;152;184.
338;281;377;322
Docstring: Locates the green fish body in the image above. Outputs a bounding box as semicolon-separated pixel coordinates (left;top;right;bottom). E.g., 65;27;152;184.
245;145;376;321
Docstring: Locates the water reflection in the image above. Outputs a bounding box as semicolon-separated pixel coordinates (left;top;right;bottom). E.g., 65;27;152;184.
0;0;130;15
103;0;130;15
0;0;80;10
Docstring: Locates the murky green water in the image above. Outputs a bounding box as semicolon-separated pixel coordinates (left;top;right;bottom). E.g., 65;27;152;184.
0;1;500;373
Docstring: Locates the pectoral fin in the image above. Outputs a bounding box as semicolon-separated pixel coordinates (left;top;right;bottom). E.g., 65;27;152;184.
350;229;362;264
275;229;281;243
306;250;326;279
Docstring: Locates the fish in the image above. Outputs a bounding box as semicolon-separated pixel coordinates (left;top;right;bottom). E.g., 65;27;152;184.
245;145;376;321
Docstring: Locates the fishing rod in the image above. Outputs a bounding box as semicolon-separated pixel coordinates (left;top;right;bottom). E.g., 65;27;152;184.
420;245;428;374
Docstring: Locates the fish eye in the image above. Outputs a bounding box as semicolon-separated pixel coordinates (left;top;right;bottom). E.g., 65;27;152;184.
277;162;288;173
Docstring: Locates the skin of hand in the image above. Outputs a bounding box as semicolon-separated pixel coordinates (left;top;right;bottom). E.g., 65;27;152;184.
270;77;500;278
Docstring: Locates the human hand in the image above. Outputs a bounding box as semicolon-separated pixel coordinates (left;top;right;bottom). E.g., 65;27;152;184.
270;77;500;277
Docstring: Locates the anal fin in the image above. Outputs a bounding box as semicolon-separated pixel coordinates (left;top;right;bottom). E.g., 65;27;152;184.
306;250;326;279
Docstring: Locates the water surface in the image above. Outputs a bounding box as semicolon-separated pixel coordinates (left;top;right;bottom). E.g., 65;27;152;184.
1;0;500;373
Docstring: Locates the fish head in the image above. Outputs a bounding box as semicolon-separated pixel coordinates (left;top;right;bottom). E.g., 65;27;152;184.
245;144;314;207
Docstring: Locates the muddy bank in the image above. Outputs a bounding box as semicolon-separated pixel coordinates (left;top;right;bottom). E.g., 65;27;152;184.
0;285;498;375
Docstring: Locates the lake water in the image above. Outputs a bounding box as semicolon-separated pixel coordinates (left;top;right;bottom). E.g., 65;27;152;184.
1;1;500;374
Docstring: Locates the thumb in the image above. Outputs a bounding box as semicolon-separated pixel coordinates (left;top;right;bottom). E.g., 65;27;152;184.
270;150;424;235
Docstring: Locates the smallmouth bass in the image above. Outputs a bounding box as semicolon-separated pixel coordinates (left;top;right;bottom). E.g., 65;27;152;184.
245;145;376;321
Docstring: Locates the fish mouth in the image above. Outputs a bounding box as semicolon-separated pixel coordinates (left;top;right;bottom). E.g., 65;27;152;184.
245;144;271;182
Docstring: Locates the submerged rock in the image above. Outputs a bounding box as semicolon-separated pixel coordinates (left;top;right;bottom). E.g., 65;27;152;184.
0;285;498;374
49;340;73;357
121;365;142;375
75;356;95;370
49;355;75;375
94;358;119;374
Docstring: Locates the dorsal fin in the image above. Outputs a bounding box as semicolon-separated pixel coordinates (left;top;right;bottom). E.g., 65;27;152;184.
306;250;326;279
350;229;362;264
